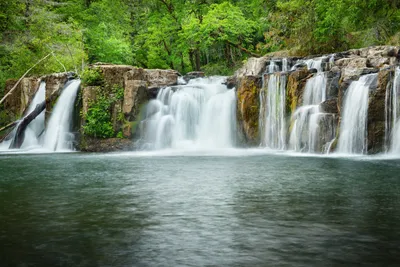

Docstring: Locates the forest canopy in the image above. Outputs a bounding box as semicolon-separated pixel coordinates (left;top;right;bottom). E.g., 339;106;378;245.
0;0;399;93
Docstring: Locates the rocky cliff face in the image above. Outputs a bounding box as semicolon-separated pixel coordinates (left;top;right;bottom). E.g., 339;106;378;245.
80;64;179;151
234;45;400;153
1;72;73;124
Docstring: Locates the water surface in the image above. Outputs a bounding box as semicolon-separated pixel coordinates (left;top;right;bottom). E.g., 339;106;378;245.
1;151;400;266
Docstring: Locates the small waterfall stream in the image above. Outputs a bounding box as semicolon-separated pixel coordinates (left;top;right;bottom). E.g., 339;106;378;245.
259;60;288;149
337;74;378;154
0;81;46;150
389;67;400;153
44;80;81;151
289;58;328;152
140;77;236;150
21;81;46;148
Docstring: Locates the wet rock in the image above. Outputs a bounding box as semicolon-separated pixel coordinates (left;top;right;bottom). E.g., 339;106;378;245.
236;75;262;145
326;71;341;99
3;77;40;119
224;76;237;89
183;71;205;82
80;137;134;152
367;67;395;153
123;80;148;134
320;98;339;114
286;68;313;113
317;113;339;152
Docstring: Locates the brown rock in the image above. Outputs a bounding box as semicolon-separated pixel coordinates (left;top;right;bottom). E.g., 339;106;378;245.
145;69;178;90
286;68;312;113
123;80;148;121
335;57;367;69
93;64;134;87
367;67;395;153
235;57;268;78
236;75;262;145
80;137;133;152
320;98;339;114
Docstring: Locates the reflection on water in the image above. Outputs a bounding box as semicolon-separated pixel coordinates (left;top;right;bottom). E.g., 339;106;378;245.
0;153;400;266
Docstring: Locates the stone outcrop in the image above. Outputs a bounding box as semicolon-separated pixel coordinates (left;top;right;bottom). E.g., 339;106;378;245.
80;137;134;152
367;67;395;153
80;64;178;149
183;71;205;82
234;45;400;154
2;72;73;123
236;75;262;145
286;68;313;113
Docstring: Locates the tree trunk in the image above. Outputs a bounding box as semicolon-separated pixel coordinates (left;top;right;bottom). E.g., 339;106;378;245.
195;49;201;71
8;90;59;149
226;40;261;57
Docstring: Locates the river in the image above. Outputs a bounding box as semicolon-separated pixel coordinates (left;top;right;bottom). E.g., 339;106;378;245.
1;150;400;266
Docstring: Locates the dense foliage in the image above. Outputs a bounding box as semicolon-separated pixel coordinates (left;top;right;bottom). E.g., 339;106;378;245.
1;0;399;95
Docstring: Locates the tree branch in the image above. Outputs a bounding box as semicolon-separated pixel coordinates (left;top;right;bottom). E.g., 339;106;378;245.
0;53;52;106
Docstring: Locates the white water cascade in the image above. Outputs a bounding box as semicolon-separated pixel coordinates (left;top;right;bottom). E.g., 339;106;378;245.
260;60;288;149
289;58;328;152
0;81;46;150
21;81;46;148
389;67;400;153
337;74;378;154
141;77;236;150
44;79;80;151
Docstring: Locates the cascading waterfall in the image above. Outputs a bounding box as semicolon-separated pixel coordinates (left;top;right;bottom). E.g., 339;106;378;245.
337;74;378;154
389;67;400;153
259;60;288;149
140;77;236;150
289;58;328;152
0;81;46;150
43;79;80;151
20;81;46;148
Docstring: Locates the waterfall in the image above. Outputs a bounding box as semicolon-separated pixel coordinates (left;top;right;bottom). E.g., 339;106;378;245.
259;59;289;149
337;74;378;154
389;67;400;153
21;81;46;148
140;77;236;150
0;81;46;150
288;58;328;152
43;80;80;151
260;73;287;149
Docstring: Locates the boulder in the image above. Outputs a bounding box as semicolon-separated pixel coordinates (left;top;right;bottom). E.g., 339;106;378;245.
80;137;134;152
93;64;134;87
235;57;268;78
236;75;262;145
367;67;395;153
320;98;339;114
183;71;205;82
3;77;40;118
123;80;148;119
286;68;313;113
326;70;341;99
145;69;178;90
335;57;367;68
224;76;237;89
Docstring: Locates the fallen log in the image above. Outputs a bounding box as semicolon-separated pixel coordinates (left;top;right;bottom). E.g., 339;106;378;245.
9;90;59;149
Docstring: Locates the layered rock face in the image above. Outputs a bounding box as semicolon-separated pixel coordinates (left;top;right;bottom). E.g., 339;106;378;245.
80;64;179;151
2;72;72;123
234;45;400;154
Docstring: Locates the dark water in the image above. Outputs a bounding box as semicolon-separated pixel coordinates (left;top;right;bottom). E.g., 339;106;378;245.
1;151;400;267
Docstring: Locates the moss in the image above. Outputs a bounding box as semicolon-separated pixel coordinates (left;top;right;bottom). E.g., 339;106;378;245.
81;67;104;86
